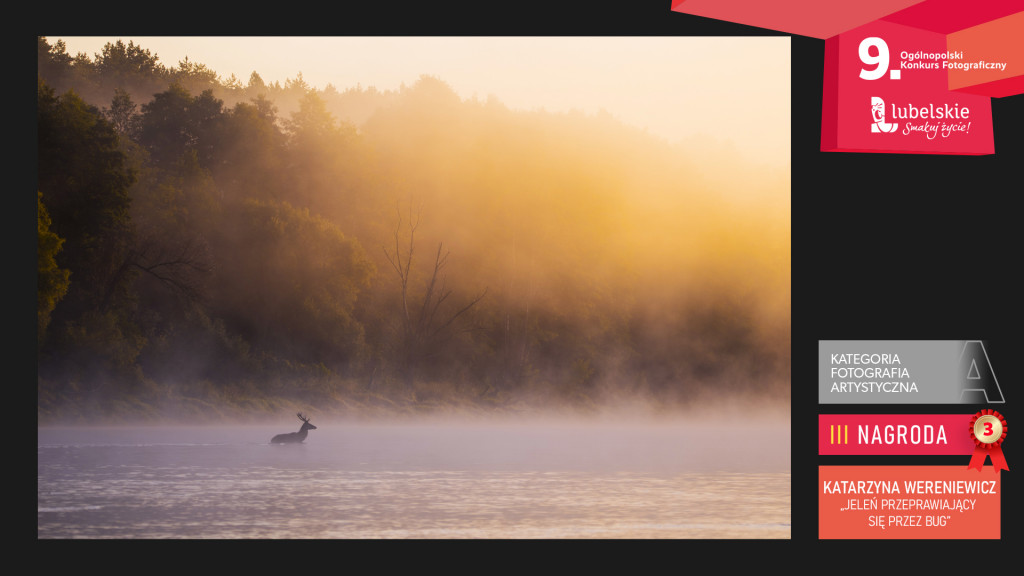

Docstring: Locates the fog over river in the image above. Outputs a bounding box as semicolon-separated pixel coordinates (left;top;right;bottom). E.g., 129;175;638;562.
38;417;789;539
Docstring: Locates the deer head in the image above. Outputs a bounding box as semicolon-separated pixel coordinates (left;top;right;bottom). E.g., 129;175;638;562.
297;412;317;430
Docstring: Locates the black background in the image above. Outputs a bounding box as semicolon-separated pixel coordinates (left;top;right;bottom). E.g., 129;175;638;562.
37;0;1021;564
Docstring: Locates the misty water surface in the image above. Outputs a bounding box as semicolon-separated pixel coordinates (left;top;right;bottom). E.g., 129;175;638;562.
38;419;790;538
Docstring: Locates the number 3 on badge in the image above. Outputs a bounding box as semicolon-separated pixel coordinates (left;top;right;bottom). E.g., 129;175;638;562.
859;37;890;80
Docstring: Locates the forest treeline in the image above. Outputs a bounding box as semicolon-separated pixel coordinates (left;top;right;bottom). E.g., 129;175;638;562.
37;37;791;423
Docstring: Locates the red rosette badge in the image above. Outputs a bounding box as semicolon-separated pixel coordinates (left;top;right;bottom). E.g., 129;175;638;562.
968;410;1008;472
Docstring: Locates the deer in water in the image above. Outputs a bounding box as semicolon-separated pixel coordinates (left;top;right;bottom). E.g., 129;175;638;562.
270;412;317;444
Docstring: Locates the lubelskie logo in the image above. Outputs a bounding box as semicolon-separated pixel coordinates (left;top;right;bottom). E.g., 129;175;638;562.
870;96;898;133
869;96;972;139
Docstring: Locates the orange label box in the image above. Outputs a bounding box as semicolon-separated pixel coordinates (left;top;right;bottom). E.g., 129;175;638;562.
819;465;1001;539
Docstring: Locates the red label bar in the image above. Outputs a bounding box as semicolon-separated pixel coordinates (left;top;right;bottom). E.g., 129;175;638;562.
820;465;1001;539
819;414;977;455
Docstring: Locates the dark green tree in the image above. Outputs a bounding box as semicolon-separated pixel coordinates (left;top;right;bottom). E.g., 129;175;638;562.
37;37;73;88
37;80;136;319
137;83;224;171
282;91;372;225
38;191;70;346
212;199;376;373
37;80;143;389
103;87;139;139
94;39;165;90
246;71;267;102
212;97;286;204
173;56;219;96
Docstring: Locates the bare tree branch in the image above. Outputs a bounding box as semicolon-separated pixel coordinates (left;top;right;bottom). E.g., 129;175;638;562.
430;287;488;341
417;242;449;336
382;202;487;385
382;201;422;329
130;235;212;302
100;233;212;310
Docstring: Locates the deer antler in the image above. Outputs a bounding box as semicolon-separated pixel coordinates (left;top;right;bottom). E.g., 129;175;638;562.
297;412;310;422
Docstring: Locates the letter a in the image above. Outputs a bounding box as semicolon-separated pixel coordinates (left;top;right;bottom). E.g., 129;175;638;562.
959;340;1004;403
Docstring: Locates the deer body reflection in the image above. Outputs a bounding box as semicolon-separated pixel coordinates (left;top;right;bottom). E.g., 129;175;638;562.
270;413;317;444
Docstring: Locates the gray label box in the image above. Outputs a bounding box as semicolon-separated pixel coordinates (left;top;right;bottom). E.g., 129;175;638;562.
819;340;1004;405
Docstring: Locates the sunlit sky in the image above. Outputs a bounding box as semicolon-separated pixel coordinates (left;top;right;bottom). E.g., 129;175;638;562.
52;36;790;168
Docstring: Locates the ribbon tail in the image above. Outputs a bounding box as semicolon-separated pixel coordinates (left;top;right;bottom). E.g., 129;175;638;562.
990;448;1009;472
968;448;988;471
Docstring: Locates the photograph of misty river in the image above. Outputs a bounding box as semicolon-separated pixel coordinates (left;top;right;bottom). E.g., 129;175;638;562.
38;36;791;539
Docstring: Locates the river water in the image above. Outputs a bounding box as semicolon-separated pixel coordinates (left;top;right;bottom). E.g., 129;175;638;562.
38;420;790;539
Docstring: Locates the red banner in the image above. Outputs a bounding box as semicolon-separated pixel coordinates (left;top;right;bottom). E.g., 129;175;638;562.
820;465;1001;539
821;20;993;154
819;414;978;455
